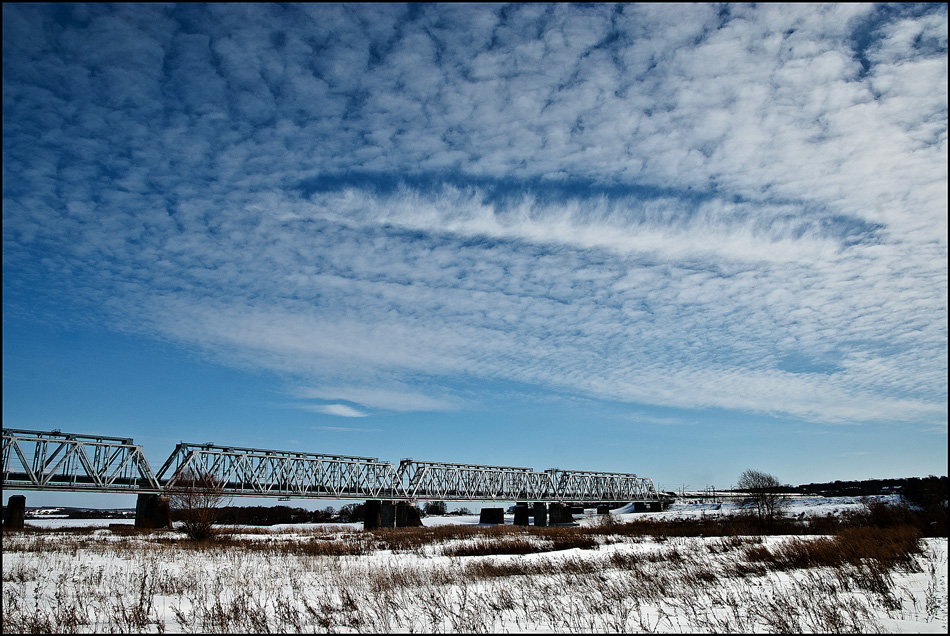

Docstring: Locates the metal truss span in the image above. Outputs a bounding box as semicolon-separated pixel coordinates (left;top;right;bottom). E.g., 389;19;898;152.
2;428;662;503
399;460;549;501
155;443;402;500
2;428;160;493
544;469;659;503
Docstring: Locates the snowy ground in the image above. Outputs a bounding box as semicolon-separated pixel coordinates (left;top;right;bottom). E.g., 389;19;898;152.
4;497;947;633
19;495;877;529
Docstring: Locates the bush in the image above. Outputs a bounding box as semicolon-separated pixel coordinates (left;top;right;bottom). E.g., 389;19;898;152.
168;471;231;541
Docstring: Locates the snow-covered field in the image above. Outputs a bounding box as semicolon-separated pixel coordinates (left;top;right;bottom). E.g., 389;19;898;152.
4;497;947;633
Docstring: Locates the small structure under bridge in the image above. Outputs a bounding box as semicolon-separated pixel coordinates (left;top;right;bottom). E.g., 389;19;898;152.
2;428;670;529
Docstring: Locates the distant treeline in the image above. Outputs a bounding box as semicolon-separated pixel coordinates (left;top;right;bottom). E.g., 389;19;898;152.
176;501;471;526
792;475;947;503
191;503;360;526
32;509;136;519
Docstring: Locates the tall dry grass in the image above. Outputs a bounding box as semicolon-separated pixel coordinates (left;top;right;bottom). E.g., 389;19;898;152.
4;514;945;634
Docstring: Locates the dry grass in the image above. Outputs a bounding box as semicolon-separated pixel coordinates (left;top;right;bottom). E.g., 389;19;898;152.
2;514;944;634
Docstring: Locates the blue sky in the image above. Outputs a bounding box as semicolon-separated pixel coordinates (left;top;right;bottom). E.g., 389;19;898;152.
3;3;947;510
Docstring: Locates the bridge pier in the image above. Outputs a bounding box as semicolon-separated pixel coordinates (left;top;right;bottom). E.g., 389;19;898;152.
548;503;576;525
364;501;422;529
363;500;382;529
478;507;504;524
380;500;396;528
134;494;171;530
513;502;529;526
533;502;547;526
396;502;423;527
3;495;26;529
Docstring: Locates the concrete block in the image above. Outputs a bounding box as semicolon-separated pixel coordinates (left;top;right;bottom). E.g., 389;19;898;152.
479;507;504;524
533;502;547;526
3;495;26;529
135;494;171;529
363;500;382;530
380;501;396;528
513;502;529;526
396;502;423;527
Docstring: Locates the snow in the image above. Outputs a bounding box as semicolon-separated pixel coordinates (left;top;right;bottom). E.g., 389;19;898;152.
4;497;947;633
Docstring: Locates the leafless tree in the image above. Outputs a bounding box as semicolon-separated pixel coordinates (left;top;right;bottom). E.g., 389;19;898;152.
168;469;231;541
737;469;788;528
423;501;447;516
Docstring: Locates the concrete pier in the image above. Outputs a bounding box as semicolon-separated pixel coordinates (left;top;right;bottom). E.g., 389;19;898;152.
513;502;530;526
479;507;504;524
395;502;423;527
3;495;26;529
533;502;547;526
379;500;396;528
548;502;575;524
365;500;423;529
134;494;171;529
363;500;382;529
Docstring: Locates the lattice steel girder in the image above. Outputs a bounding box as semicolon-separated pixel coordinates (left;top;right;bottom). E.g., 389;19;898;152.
1;428;160;493
397;461;664;502
2;429;664;503
156;443;402;499
398;460;555;501
545;469;661;502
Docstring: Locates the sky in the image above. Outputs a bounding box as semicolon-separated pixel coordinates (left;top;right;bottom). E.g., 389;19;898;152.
3;3;947;510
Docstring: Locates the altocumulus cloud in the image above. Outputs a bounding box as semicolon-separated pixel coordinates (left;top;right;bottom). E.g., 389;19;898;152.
2;3;946;425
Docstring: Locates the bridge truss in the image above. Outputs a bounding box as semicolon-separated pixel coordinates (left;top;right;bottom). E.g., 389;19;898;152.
2;428;160;493
155;443;401;500
2;428;661;503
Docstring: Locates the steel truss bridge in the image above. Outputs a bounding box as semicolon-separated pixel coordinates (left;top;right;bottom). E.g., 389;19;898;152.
2;428;661;503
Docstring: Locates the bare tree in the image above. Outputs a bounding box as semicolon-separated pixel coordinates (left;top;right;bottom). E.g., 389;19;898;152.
737;469;787;529
168;469;231;541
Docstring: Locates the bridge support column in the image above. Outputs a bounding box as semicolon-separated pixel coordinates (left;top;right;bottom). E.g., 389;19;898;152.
479;507;504;524
395;502;423;527
513;502;529;526
533;502;547;527
549;503;574;524
135;494;171;530
380;501;396;528
3;495;26;529
364;500;382;530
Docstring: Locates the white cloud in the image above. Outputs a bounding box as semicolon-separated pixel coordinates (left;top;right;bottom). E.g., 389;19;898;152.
301;404;369;418
294;386;460;413
3;3;946;428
